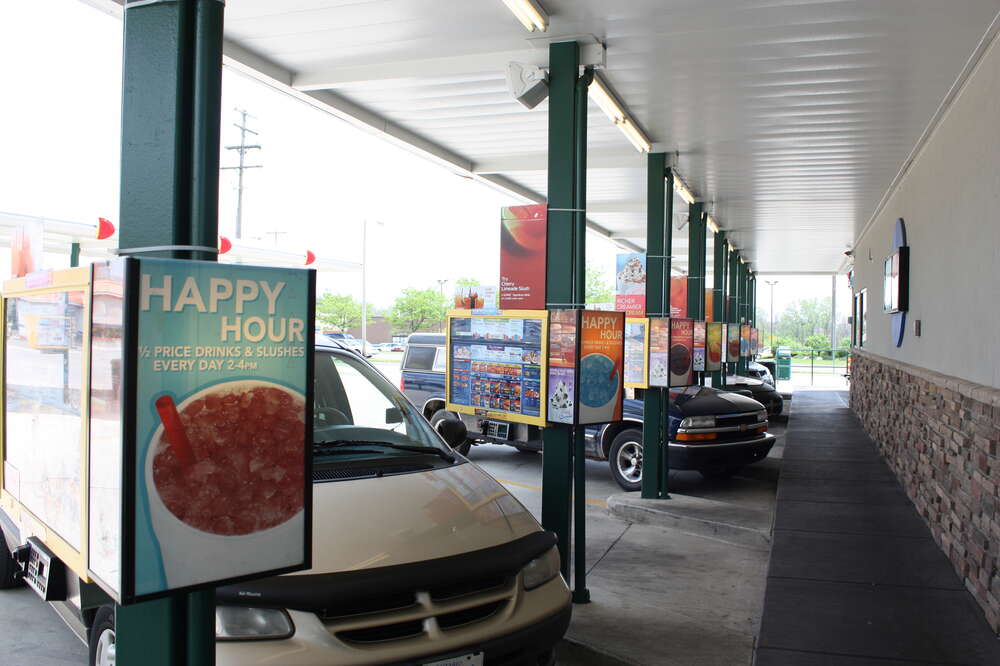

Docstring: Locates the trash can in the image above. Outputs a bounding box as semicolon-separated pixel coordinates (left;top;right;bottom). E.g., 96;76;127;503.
776;346;792;381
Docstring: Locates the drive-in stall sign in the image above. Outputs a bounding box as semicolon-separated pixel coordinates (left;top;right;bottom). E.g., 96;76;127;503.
1;258;315;604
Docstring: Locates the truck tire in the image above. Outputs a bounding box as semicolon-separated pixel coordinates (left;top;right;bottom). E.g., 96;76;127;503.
609;429;643;492
0;529;21;589
88;605;115;666
430;410;472;456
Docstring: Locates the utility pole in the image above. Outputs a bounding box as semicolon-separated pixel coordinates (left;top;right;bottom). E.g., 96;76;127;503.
221;108;262;239
766;280;778;352
361;220;383;348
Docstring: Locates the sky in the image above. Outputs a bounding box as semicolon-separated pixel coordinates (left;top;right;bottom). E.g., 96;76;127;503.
0;0;849;318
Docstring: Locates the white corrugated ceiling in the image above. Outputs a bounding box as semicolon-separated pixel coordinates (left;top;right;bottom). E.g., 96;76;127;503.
103;0;1000;274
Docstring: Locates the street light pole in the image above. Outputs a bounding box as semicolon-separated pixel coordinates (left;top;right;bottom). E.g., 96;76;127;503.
361;220;383;351
765;280;778;352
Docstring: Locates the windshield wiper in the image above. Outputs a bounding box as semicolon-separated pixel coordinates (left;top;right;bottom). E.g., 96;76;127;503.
315;439;455;464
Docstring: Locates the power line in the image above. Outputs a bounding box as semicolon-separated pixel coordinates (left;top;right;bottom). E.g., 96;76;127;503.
220;108;262;239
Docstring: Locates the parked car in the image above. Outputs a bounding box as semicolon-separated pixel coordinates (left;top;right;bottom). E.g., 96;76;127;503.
725;373;783;417
402;334;775;490
1;339;571;666
321;331;374;358
747;360;775;387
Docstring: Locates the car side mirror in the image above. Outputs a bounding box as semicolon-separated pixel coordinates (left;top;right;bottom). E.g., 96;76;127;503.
436;417;468;449
385;407;403;424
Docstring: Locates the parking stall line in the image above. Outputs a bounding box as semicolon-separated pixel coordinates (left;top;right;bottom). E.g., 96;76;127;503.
496;478;608;508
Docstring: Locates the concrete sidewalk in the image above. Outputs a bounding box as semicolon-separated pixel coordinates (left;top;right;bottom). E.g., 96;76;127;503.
485;443;784;666
755;390;1000;665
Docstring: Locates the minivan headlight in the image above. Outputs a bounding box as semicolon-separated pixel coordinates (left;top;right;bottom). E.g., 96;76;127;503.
755;410;767;423
522;546;561;590
216;606;294;641
680;415;715;429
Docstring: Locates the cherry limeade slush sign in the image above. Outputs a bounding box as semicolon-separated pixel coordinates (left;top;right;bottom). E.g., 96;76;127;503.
131;258;314;599
500;204;547;309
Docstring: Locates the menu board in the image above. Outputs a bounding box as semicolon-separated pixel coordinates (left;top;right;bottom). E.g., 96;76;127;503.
726;323;740;363
740;324;751;358
624;317;649;389
669;319;694;386
706;322;723;372
692;321;706;372
750;328;759;356
547;310;578;424
648;318;670;387
447;310;547;427
579;311;624;425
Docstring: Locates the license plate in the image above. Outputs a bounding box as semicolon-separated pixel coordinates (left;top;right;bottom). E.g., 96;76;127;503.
423;652;484;666
485;421;509;440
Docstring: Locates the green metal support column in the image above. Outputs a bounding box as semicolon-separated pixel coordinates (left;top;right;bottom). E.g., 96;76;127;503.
70;242;80;268
737;261;748;375
686;202;705;321
117;1;224;665
542;40;578;580
711;230;726;386
642;156;671;500
570;65;593;605
727;247;739;379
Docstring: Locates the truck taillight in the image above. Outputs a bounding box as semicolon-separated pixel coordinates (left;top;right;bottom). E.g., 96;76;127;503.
399;375;405;391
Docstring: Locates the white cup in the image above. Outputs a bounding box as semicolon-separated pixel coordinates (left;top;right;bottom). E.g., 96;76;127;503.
143;379;305;590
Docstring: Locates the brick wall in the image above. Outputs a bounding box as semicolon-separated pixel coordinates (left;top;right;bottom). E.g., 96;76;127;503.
851;350;1000;632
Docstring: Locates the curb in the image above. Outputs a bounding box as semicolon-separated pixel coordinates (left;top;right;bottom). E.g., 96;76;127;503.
606;493;772;549
559;637;642;666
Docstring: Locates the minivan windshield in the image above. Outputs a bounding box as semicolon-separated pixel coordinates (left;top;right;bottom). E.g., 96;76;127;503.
313;350;451;463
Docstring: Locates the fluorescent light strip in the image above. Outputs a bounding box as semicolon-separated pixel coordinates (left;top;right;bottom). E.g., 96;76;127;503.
501;0;548;32
673;174;696;204
706;215;720;234
588;74;651;153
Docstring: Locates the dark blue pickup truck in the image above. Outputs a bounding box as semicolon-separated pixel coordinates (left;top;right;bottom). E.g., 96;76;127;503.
401;334;776;491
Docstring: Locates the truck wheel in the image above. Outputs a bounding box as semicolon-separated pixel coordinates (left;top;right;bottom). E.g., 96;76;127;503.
430;410;472;456
609;429;643;492
88;606;115;666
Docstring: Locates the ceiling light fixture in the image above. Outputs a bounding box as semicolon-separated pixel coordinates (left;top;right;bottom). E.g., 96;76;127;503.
501;0;548;32
588;73;651;153
706;215;720;234
673;174;696;205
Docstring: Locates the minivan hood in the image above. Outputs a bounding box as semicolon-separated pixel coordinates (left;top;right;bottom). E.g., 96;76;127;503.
295;462;540;575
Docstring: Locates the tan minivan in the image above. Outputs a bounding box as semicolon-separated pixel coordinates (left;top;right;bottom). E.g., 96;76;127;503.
1;340;571;666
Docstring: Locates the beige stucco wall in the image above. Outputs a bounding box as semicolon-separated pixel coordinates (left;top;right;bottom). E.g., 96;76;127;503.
851;30;1000;388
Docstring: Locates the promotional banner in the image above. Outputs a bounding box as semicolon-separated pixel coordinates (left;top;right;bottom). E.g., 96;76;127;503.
750;328;759;356
447;310;547;427
11;220;43;278
648;318;670;387
705;289;713;323
453;284;497;311
578;311;625;424
132;258;314;600
546;309;578;424
669;318;694;386
670;277;687;317
624;317;649;389
692;321;706;372
740;324;751;358
499;204;547;309
726;323;741;363
614;253;646;316
706;322;723;372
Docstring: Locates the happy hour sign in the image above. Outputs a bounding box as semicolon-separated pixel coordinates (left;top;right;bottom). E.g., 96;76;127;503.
130;258;314;601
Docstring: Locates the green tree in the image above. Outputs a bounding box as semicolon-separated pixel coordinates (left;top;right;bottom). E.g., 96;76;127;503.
804;333;828;350
389;288;448;334
586;265;613;305
455;277;480;288
316;293;367;332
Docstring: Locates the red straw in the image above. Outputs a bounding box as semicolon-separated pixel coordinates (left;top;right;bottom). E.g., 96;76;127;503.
155;395;195;468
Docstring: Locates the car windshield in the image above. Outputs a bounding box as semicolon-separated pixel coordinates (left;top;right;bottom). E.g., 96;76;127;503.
313;350;451;462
